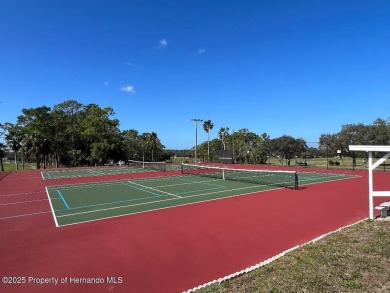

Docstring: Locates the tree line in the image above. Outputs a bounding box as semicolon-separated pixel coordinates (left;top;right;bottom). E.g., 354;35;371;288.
198;127;307;165
318;118;390;165
195;118;390;165
0;100;165;170
1;99;389;171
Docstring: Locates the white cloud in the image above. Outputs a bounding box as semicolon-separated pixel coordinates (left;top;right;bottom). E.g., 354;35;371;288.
197;48;206;54
159;38;168;49
126;62;140;68
121;85;135;94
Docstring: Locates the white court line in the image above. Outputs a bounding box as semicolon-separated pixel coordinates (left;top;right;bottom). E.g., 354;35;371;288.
0;190;45;197
2;176;42;181
52;173;361;227
151;177;226;189
0;210;52;220
0;199;48;206
56;185;272;227
46;174;184;190
86;169;104;175
299;174;360;186
45;175;186;191
125;180;182;198
45;186;59;227
57;183;263;219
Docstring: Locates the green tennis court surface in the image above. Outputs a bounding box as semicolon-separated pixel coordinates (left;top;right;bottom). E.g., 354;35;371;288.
41;165;180;179
46;171;357;227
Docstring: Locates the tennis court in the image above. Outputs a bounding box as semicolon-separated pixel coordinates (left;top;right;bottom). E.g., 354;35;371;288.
41;161;174;179
46;167;357;227
1;166;370;293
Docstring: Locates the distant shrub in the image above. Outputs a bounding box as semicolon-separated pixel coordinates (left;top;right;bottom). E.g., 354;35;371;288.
329;160;335;165
335;161;340;166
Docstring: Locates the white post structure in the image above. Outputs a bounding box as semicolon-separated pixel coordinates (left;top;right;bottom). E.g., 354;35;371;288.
349;145;390;219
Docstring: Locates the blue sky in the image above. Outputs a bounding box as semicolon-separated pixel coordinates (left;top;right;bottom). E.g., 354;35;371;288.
1;0;389;149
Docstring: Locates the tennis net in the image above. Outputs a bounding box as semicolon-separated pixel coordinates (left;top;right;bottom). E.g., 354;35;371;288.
181;164;298;189
128;160;167;171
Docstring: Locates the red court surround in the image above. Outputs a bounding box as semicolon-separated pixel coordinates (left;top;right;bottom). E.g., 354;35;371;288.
0;167;388;293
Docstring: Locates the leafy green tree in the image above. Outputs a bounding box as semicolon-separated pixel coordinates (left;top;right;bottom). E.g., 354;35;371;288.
122;129;140;161
2;99;168;168
271;135;306;166
54;100;82;144
233;129;251;163
198;138;221;162
17;106;53;169
53;100;83;166
229;129;268;164
319;118;390;159
305;147;321;159
370;118;390;145
91;140;112;165
337;123;371;165
319;133;339;158
4;123;24;170
24;130;48;169
238;144;254;164
79;104;121;165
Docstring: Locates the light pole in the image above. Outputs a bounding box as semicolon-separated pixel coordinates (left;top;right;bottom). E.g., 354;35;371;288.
191;119;203;163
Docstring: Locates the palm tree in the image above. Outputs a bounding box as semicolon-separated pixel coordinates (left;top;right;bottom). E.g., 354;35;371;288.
138;134;148;161
218;127;230;150
148;132;159;161
141;132;160;162
203;120;214;162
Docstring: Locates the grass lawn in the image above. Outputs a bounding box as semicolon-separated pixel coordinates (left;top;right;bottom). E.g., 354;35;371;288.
197;219;390;293
267;156;366;169
1;161;36;171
